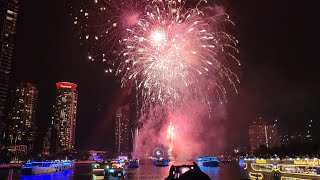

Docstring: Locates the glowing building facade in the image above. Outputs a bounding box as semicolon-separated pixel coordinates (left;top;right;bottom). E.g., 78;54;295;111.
9;82;37;150
42;128;52;155
0;0;19;125
52;82;78;151
115;105;130;155
304;119;313;142
249;117;280;151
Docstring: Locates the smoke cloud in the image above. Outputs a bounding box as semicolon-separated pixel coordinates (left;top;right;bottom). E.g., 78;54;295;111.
133;101;226;161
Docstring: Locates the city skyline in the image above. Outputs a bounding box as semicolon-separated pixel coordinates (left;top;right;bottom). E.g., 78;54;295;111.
4;0;320;151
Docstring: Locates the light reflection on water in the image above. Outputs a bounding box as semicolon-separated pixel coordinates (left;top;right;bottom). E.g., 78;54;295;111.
125;163;170;180
20;170;73;180
0;162;243;180
200;165;220;179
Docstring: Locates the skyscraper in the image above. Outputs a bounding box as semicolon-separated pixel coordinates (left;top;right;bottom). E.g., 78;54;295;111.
52;82;78;152
42;128;52;156
249;117;280;152
0;0;19;123
9;82;38;150
115;105;130;155
304;119;313;142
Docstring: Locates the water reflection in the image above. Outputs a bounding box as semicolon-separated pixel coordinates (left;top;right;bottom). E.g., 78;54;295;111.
200;165;220;179
0;162;244;179
20;170;73;180
92;174;105;180
125;163;169;180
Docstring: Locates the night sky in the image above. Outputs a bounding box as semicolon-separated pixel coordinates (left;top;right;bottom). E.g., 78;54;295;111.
11;0;320;151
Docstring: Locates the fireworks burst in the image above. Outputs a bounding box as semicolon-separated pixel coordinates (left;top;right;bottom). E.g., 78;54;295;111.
118;0;240;108
74;0;240;109
74;0;240;159
72;0;150;62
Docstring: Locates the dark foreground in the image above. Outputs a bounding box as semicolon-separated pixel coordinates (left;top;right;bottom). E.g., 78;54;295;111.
0;161;244;180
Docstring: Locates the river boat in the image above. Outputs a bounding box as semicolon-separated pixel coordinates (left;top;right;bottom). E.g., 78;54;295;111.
22;161;73;175
244;158;320;179
197;156;219;167
221;157;232;163
104;167;125;179
92;160;112;175
153;158;170;166
128;159;139;168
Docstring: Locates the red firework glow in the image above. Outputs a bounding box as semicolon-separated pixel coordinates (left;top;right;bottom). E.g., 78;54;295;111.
166;122;175;159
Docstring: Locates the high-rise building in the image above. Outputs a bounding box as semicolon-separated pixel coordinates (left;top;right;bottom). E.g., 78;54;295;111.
115;105;130;155
128;88;140;153
0;0;19;123
52;82;78;152
9;82;38;151
42;128;52;156
131;127;139;153
281;134;290;146
249;117;280;151
304;119;313;142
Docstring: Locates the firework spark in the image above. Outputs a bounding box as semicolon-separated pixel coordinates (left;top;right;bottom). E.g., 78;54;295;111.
72;0;150;62
116;0;240;108
166;122;175;158
74;0;240;109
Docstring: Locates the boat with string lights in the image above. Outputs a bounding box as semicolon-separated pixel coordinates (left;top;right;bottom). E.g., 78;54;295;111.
21;161;73;175
244;158;320;179
197;156;219;167
92;160;113;175
104;167;125;179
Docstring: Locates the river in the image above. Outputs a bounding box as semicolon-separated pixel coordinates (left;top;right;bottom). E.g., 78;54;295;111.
0;162;245;180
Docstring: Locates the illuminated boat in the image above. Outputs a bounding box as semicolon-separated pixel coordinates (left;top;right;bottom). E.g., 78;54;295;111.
128;159;139;168
153;158;170;166
22;161;73;175
197;156;219;167
104;167;125;179
221;157;232;163
244;158;320;179
221;159;232;163
92;160;113;175
116;156;128;166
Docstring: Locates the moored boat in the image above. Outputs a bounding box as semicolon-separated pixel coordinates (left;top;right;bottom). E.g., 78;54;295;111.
22;161;73;175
